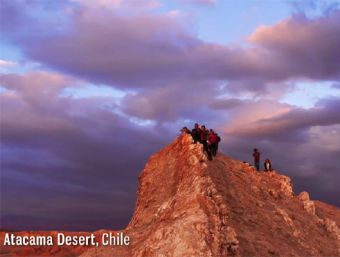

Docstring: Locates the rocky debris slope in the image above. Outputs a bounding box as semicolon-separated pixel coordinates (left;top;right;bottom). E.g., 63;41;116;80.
81;134;340;257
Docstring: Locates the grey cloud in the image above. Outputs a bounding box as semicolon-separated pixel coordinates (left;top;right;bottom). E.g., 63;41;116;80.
331;82;340;89
291;0;339;16
229;97;340;139
181;0;216;6
0;72;172;230
119;81;222;122
209;98;246;110
1;0;339;94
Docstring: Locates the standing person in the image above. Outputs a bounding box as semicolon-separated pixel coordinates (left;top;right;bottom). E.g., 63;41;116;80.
252;148;261;171
264;159;272;172
180;126;191;134
201;125;212;160
208;130;219;157
191;123;201;144
200;125;209;144
216;133;221;155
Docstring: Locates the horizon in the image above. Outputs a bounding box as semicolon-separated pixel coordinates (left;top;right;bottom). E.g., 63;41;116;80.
1;0;340;231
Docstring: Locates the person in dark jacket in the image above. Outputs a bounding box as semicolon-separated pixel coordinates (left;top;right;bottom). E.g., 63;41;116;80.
191;123;201;144
200;125;209;142
252;148;260;171
180;126;191;134
264;159;272;172
200;125;212;160
215;133;221;155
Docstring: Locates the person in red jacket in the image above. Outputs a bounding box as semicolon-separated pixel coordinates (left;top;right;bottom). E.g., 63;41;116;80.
208;130;219;157
252;148;260;171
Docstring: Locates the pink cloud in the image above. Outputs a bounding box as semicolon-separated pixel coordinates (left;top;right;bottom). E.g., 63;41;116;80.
0;72;78;108
223;98;340;139
249;11;340;80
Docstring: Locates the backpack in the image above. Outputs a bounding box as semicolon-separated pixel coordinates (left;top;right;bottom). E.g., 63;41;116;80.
209;134;218;143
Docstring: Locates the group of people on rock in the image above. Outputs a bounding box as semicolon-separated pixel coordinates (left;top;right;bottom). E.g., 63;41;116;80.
252;148;273;172
180;124;273;170
180;123;221;161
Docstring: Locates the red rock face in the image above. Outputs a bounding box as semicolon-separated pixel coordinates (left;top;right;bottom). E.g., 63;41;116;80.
2;134;340;256
82;134;340;257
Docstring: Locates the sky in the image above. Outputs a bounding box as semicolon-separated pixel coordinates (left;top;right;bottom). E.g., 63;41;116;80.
0;0;340;231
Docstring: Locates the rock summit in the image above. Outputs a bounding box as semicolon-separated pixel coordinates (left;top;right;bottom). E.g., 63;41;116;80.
82;134;340;257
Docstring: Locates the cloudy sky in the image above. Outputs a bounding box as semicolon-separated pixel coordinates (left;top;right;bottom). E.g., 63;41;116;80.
1;0;340;231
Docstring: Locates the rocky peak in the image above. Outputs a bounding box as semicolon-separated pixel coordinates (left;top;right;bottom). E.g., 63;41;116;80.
82;133;340;257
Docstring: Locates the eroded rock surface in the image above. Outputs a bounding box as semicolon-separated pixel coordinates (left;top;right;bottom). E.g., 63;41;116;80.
298;191;316;215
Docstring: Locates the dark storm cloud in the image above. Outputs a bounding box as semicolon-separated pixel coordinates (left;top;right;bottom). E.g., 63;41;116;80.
0;71;172;230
